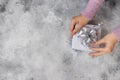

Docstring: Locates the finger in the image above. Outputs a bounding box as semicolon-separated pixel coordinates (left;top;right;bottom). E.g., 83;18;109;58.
89;52;105;58
90;47;105;52
91;46;112;54
70;19;76;32
70;20;76;37
71;24;82;36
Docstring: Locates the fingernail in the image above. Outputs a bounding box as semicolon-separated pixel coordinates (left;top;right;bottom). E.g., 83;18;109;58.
89;53;93;56
89;54;95;58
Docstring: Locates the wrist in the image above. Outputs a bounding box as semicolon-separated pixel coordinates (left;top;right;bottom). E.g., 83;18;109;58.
111;32;118;43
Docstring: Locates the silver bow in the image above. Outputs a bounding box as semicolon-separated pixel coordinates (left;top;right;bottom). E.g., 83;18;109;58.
76;24;101;47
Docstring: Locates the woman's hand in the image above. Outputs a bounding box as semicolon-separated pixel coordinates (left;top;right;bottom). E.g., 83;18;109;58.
70;15;89;37
89;32;118;57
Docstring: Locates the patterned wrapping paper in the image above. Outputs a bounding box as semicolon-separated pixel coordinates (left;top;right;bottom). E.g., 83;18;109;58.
72;24;101;52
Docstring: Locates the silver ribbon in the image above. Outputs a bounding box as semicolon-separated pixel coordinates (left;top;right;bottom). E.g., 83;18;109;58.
76;24;101;47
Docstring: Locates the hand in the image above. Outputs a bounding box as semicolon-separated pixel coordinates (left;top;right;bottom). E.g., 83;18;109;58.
70;15;89;37
89;32;118;58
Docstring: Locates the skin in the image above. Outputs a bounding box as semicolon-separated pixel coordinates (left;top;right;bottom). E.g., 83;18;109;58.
70;15;118;57
90;32;118;57
70;14;89;37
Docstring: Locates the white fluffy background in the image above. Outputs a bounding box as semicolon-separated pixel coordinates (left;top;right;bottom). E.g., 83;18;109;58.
0;0;120;80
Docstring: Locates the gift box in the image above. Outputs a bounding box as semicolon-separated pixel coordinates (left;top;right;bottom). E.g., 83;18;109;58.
72;24;101;52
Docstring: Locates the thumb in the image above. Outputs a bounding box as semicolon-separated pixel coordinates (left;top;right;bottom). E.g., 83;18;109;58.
72;24;82;36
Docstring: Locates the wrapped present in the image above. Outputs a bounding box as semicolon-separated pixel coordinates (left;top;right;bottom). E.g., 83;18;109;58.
72;24;101;52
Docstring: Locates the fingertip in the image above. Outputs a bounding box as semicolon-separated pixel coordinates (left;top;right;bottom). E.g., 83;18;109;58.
89;53;92;57
90;48;95;51
92;55;96;58
70;34;73;39
89;52;94;56
69;35;72;39
89;54;96;58
89;51;99;58
70;32;73;38
73;29;77;34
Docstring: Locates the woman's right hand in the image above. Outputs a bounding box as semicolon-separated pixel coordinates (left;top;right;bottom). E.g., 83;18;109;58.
70;14;89;37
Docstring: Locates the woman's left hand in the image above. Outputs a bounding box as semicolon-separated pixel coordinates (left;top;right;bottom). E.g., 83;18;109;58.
89;32;118;57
